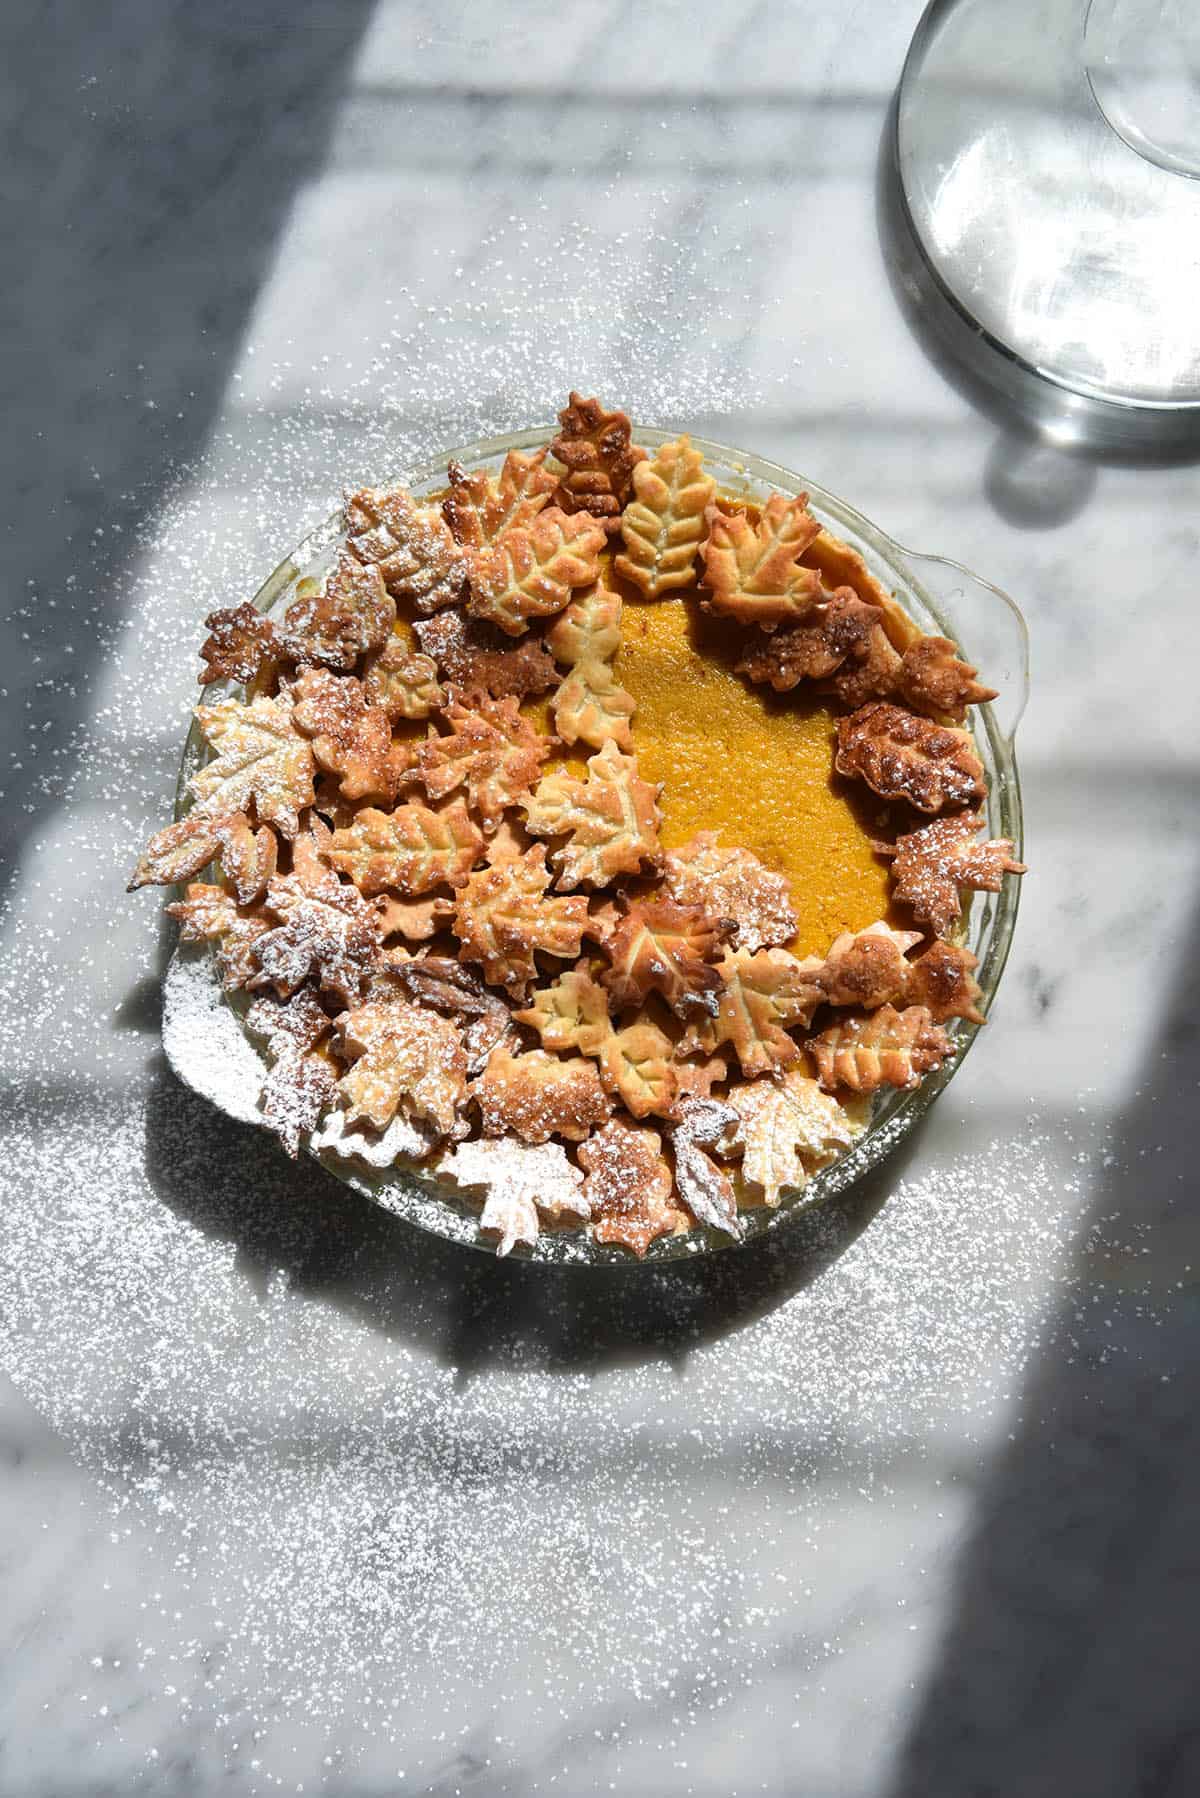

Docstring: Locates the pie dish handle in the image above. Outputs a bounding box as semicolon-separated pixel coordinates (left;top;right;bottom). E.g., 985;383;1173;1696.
895;547;1030;749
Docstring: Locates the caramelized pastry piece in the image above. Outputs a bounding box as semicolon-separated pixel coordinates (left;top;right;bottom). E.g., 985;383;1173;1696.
896;635;998;723
291;667;414;805
601;897;732;1019
878;811;1025;937
904;939;986;1024
736;587;894;696
251;870;381;1008
128;809;277;904
662;832;796;952
166;881;271;991
326;799;483;895
416;689;550;833
614;434;715;597
361;638;444;722
807;1003;953;1093
281;551;396;667
683;947;825;1078
835;701;987;814
551;392;646;529
522;739;662;891
413;609;558;700
197;601;280;686
344;485;468;613
334;983;467;1136
815;921;923;1010
580;1120;687;1258
700;494;823;628
469;1045;611;1144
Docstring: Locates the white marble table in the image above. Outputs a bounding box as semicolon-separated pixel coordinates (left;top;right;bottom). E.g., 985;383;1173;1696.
3;2;1199;1793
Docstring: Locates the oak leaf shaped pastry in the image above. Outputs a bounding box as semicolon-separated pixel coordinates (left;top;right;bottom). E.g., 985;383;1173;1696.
442;449;558;549
550;392;646;530
453;843;589;995
724;1071;859;1208
281;552;396;669
251;870;381;1008
904;939;986;1025
361;639;444;722
614;434;715;598
601;897;732;1019
166;881;271;991
326;799;483;895
416;690;550;832
521;739;662;891
835;701;987;814
684;947;825;1078
667;1095;743;1239
877;811;1025;937
413;609;558;700
335;987;467;1137
244;988;335;1157
467;506;606;636
197;602;281;687
662;832;796;952
579;1120;686;1258
896;635;998;723
435;1138;588;1256
344;485;468;613
807;1002;953;1093
291;668;413;805
187;690;316;839
128;809;278;903
469;1045;611;1144
815;921;923;1010
699;495;823;628
545;586;636;752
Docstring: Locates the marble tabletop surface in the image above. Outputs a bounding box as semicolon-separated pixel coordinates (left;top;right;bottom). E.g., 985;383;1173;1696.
3;2;1199;1793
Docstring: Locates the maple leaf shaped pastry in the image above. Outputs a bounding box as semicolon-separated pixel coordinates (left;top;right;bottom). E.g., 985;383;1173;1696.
469;1045;611;1144
453;843;589;995
412;609;558;701
667;1095;743;1239
128;809;278;903
326;799;483;896
521;739;662;891
244;988;335;1157
904;939;986;1025
515;967;613;1055
251;870;381;1008
188;690;316;839
897;635;998;723
467;507;607;636
166;881;273;990
699;495;824;629
416;689;550;832
309;1106;441;1170
361;638;444;722
601;897;732;1020
290;667;413;806
579;1120;687;1258
807;1003;953;1094
596;1016;681;1120
344;484;468;612
550;392;647;530
614;434;716;599
685;947;825;1078
835;701;987;815
816;920;923;1010
724;1070;859;1208
736;588;900;701
545;586;636;752
335;989;467;1136
281;552;396;669
662;832;796;952
435;1138;588;1256
390;955;517;1074
442;449;558;549
197;602;281;687
877;812;1026;938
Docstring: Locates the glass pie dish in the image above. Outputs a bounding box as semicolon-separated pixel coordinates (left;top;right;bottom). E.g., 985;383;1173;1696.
168;427;1028;1264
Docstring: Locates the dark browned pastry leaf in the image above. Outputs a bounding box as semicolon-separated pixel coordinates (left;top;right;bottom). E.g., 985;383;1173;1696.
413;609;559;700
904;938;986;1024
897;636;998;723
579;1119;686;1258
835;701;987;814
601;898;731;1019
197;602;280;686
878;812;1026;937
550;392;646;529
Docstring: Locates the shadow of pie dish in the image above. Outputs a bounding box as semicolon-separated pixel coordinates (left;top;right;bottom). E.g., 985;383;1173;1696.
133;399;1028;1263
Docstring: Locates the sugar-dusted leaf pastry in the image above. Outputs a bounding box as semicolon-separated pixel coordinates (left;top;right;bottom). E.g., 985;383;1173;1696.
416;689;550;832
198;601;280;687
327;799;483;895
309;1105;441;1169
699;495;823;628
835;700;987;814
344;484;468;613
361;638;444;722
878;811;1025;937
662;832;796;952
816;920;923;1010
515;967;612;1055
244;988;335;1157
291;667;413;806
188;689;316;839
684;947;824;1078
904;939;986;1024
550;392;646;530
667;1095;743;1239
453;843;589;995
596;1016;680;1120
334;987;467;1136
470;1045;611;1144
545;585;636;751
468;507;607;636
614;434;715;598
374;892;455;942
391;956;517;1074
442;449;558;549
166;881;272;991
413;609;558;700
724;1070;859;1208
281;551;396;668
601;897;732;1019
521;739;662;890
435;1138;588;1256
897;635;998;723
127;809;278;903
807;1002;953;1093
579;1119;686;1258
251;870;381;1008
